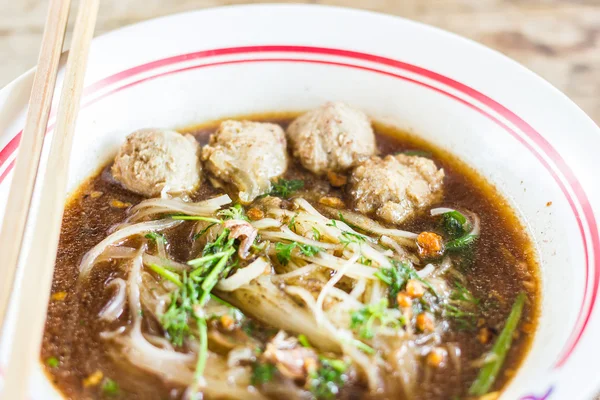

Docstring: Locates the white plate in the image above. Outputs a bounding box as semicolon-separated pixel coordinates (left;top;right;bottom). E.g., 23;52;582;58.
0;4;599;399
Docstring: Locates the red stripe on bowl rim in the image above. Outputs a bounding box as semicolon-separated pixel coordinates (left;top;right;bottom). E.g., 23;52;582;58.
0;45;596;369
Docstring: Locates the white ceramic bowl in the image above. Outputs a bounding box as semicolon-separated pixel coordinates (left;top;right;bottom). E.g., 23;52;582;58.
0;4;599;399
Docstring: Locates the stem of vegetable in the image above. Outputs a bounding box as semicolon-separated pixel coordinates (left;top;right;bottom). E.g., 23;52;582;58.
194;317;208;382
188;251;231;268
469;292;527;396
148;264;182;287
171;215;222;223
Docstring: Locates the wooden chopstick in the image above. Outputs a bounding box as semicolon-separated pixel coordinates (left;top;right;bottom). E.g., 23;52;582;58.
0;0;71;334
2;0;100;397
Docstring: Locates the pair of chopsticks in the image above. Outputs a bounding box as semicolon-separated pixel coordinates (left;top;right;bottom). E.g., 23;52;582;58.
0;0;99;397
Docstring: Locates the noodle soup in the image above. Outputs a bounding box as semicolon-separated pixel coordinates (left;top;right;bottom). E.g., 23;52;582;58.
42;106;539;400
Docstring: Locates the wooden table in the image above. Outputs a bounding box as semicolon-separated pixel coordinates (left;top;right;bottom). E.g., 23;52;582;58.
1;0;599;398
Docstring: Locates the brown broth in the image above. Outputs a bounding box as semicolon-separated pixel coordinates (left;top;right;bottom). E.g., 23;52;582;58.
41;113;540;400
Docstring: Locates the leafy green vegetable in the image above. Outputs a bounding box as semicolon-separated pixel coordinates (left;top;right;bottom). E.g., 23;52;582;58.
101;378;119;396
469;292;527;396
269;179;304;198
339;231;366;247
251;362;277;386
288;213;298;231
375;260;436;305
145;231;167;243
443;303;477;331
275;242;321;265
441;210;469;239
159;229;239;391
442;282;480;330
46;357;59;368
308;357;349;399
312;227;322;241
451;281;479;305
350;299;403;339
217;203;248;221
446;234;478;251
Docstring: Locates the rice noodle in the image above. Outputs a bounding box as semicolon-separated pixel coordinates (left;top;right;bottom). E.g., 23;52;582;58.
432;256;451;278
302;252;378;279
417;263;436;279
322;207;418;242
98;278;127;321
142;253;189;272
350;279;366;300
429;207;456;216
99;326;126;339
79;219;182;278
128;194;231;222
216;257;271;291
260;226;338;250
250;218;282;230
315;254;359;325
276;264;320;280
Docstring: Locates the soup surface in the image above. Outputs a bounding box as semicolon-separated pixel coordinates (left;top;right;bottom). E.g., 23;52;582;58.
42;112;539;400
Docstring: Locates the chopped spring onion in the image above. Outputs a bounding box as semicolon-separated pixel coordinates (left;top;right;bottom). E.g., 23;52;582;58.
469;292;527;396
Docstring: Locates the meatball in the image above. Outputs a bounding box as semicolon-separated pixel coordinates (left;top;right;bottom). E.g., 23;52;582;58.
349;154;445;224
286;102;376;175
111;128;201;197
201;120;288;203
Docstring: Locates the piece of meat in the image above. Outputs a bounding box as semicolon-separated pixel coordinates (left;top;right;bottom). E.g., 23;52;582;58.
224;220;258;259
111;128;201;197
201;120;288;203
349;154;444;224
263;332;318;381
286;102;376;176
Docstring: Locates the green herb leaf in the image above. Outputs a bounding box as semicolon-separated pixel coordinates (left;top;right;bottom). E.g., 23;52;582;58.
46;357;59;368
312;227;322;241
275;242;321;265
308;357;349;399
375;260;436;305
217;204;248;221
441;210;469;239
288;213;298;231
145;231;166;243
446;234;478;251
350;299;403;339
270;179;304;198
298;243;321;257
251;362;277;386
101;378;119;396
